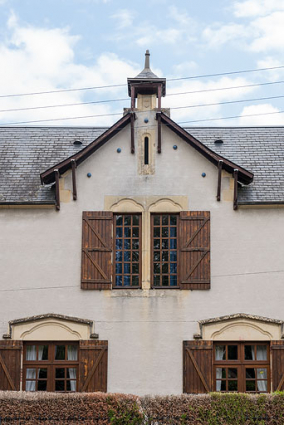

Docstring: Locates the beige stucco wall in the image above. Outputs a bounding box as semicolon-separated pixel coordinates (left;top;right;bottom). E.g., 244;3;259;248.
1;106;284;395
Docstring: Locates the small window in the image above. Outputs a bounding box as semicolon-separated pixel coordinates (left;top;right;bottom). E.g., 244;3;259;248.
152;214;178;288
144;137;149;165
113;214;142;288
23;342;78;392
214;342;269;393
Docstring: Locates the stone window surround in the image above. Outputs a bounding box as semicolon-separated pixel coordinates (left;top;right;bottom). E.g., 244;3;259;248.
105;195;188;290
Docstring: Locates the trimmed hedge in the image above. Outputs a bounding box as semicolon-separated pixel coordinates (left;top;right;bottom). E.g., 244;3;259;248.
1;392;284;424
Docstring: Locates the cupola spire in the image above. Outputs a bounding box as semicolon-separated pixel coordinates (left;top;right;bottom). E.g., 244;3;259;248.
127;50;166;109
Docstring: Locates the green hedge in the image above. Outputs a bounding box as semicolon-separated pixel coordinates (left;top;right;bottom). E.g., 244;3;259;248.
1;392;284;424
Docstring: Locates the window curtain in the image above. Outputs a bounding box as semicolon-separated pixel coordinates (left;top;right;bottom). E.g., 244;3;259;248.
215;346;226;391
67;346;78;391
257;346;267;392
26;346;37;391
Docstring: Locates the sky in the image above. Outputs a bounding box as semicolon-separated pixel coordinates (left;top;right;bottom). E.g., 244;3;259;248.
0;0;283;127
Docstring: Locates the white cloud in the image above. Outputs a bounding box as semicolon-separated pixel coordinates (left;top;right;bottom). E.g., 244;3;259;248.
202;23;247;48
203;5;284;53
109;5;197;48
249;12;284;52
111;9;134;30
238;104;284;125
0;13;140;126
234;0;284;18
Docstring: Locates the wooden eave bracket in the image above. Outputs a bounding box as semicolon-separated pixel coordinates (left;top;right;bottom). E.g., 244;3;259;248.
156;112;162;153
233;169;239;210
130;112;136;154
71;159;77;201
159;112;254;185
217;160;223;201
54;169;60;211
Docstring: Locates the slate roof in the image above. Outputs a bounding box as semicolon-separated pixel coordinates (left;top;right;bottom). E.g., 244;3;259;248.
0;125;284;205
186;127;284;204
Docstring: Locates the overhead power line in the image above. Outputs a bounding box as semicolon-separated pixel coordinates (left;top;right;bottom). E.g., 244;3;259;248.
0;83;284;114
0;64;283;99
0;109;283;127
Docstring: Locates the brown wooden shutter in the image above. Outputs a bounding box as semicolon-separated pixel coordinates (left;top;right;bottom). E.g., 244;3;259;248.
179;211;210;290
0;340;22;391
271;341;284;391
79;340;108;392
183;340;213;394
81;211;113;290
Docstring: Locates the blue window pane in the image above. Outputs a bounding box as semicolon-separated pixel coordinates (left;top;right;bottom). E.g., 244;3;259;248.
124;239;131;249
124;276;130;286
162;263;168;273
162;276;169;286
170;251;177;261
170;227;177;237
154;275;160;286
132;264;139;274
170;275;177;286
116;239;122;249
170;216;177;225
124;263;130;274
116;215;123;226
170;239;177;249
154;228;160;237
162;239;168;249
153;216;160;225
154;263;160;273
116;227;123;237
132;276;139;286
162;215;168;225
132;251;139;261
162;227;169;237
132;227;139;237
133;215;139;225
170;263;177;274
116;276;122;286
154;251;160;261
162;251;168;262
132;240;139;250
154;239;160;249
116;251;122;262
116;263;122;274
124;251;131;262
124;227;131;237
124;216;131;225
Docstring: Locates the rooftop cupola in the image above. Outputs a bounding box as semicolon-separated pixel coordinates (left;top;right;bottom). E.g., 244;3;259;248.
127;50;166;110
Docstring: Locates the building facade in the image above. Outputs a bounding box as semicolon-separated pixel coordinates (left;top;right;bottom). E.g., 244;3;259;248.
1;52;284;395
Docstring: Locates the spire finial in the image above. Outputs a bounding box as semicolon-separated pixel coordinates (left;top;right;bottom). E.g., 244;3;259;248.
145;50;150;69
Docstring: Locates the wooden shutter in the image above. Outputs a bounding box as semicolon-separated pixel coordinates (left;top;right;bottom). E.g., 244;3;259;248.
81;211;113;290
0;340;22;391
183;340;213;394
79;340;108;392
179;211;210;290
271;341;284;391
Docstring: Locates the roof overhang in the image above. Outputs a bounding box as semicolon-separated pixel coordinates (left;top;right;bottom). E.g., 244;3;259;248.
127;78;166;97
160;112;254;185
41;112;131;184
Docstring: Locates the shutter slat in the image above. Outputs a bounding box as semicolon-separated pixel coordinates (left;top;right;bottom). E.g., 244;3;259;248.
179;211;210;290
79;340;108;392
0;340;22;391
183;340;213;394
81;211;113;290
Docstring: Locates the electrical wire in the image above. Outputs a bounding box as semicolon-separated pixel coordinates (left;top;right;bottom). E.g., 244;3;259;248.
0;109;283;127
0;64;283;98
1;80;284;114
